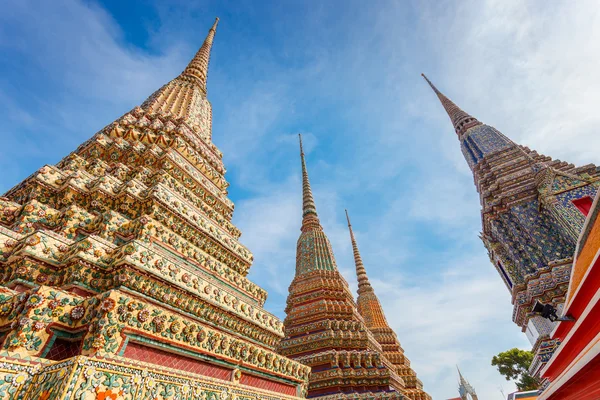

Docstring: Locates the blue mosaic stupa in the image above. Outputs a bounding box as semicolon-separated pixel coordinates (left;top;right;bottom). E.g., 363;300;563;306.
422;74;600;375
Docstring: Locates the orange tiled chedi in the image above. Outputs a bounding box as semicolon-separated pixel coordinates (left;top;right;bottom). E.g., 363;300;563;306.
346;210;431;400
0;18;310;399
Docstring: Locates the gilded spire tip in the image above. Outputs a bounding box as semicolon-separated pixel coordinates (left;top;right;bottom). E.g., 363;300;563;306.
421;74;481;137
299;134;320;230
421;73;439;94
180;18;220;94
346;210;372;292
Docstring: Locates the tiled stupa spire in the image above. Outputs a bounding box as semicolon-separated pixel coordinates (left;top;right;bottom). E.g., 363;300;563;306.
423;74;600;376
299;134;321;232
181;17;219;92
345;210;432;400
279;136;406;399
456;366;478;400
0;19;311;399
141;18;220;143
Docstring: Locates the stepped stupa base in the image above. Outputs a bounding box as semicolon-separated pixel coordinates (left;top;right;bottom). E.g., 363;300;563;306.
0;351;305;399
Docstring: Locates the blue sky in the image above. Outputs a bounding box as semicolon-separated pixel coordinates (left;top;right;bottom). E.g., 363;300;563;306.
2;1;600;398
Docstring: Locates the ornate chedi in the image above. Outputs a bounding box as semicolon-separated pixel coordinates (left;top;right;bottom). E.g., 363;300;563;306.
278;136;406;399
422;74;600;376
345;211;431;400
456;367;478;400
0;18;310;399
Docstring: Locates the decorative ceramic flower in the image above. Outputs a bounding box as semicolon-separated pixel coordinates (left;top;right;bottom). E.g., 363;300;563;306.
95;388;119;400
221;338;229;351
27;294;44;308
123;244;136;255
181;384;190;395
99;298;116;313
196;329;207;343
26;235;40;246
70;306;86;321
84;366;97;379
152;316;166;332
0;302;13;316
91;336;106;349
51;306;64;318
7;335;22;348
137;309;150;323
32;321;46;331
145;378;156;389
130;374;142;386
10;372;29;387
106;326;118;338
169;321;182;334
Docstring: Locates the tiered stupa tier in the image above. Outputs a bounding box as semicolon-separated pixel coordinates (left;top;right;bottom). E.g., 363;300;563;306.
422;74;600;375
0;19;310;399
346;211;431;400
278;136;406;399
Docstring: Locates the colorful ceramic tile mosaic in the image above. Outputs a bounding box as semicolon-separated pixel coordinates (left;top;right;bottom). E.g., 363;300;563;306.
422;74;600;377
0;18;311;399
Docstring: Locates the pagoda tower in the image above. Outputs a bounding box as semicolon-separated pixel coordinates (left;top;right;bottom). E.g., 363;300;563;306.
456;367;478;400
278;135;406;399
345;210;431;400
422;74;600;374
0;19;310;399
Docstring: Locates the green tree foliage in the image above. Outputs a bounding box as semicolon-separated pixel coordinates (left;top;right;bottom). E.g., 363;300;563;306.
491;348;539;391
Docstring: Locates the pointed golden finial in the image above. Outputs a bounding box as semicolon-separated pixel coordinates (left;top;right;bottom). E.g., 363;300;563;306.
421;73;481;137
421;73;441;94
345;209;372;292
181;17;220;95
299;135;321;231
456;365;463;380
